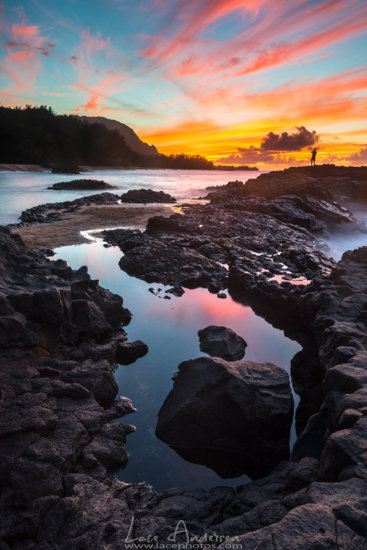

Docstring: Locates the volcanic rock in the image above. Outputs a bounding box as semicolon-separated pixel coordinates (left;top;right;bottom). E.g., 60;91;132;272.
120;188;176;203
116;340;149;365
198;325;247;360
2;167;367;548
18;192;119;226
243;165;367;204
156;356;293;478
0;227;142;516
48;179;115;190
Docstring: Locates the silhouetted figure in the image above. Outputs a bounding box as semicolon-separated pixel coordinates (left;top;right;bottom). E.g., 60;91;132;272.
311;148;317;166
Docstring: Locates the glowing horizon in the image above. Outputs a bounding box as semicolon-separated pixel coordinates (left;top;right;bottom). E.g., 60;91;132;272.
1;0;367;169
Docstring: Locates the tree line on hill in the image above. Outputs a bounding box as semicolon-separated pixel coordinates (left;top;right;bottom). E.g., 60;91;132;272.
0;105;223;170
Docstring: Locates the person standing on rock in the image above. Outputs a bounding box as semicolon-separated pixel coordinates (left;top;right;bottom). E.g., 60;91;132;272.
310;147;317;166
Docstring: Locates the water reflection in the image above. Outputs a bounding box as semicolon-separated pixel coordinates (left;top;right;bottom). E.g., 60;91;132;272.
54;240;301;491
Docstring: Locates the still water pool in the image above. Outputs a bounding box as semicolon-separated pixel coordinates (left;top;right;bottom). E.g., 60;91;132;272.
54;239;301;491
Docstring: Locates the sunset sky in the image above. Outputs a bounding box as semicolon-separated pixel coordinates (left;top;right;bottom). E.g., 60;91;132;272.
1;0;367;168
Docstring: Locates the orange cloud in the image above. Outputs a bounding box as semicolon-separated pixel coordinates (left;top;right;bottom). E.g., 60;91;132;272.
84;95;100;111
9;51;33;61
12;23;42;42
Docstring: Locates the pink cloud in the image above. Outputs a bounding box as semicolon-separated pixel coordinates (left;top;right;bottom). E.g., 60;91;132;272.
64;26;121;114
141;0;269;65
84;95;100;111
0;10;49;102
143;0;366;89
9;51;33;61
183;65;367;131
80;28;110;62
12;23;39;38
235;19;367;77
41;91;67;96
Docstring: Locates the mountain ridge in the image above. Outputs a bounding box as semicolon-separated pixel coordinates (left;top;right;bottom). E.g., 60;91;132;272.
75;115;159;157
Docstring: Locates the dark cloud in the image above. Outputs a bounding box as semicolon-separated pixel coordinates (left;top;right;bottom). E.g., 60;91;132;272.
217;146;299;165
63;55;78;63
6;40;28;48
217;126;319;165
347;145;367;163
37;43;55;57
219;57;241;69
6;40;55;58
261;126;318;151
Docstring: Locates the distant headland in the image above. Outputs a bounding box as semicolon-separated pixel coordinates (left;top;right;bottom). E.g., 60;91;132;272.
0;106;257;172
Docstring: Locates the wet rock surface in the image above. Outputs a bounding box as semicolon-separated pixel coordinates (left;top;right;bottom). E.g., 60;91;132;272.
104;206;333;301
116;340;149;365
198;325;247;360
48;179;116;190
0;228;139;546
120;188;177;203
244;165;367;204
156;357;293;478
1;166;367;548
14;192;119;226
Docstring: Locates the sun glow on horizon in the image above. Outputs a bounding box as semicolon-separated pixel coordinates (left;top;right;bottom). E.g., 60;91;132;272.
1;0;367;167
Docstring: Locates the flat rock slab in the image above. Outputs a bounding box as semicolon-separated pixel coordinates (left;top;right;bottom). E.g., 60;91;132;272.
198;325;247;360
156;356;293;478
48;179;115;190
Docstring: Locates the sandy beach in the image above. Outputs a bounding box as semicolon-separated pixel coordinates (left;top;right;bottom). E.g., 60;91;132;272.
13;203;175;248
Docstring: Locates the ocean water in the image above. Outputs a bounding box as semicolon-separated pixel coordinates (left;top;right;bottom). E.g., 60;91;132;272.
321;203;367;260
0;168;261;225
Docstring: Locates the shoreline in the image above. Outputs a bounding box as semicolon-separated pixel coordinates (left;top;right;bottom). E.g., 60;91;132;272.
12;203;175;248
0;163;261;173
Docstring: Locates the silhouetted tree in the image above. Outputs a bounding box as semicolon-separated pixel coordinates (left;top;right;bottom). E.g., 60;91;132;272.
0;105;219;170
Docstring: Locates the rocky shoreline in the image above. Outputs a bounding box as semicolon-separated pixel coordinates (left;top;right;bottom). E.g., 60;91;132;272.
1;166;367;548
11;191;176;249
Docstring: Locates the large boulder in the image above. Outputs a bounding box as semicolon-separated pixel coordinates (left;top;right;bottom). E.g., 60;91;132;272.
156;356;294;478
198;325;247;360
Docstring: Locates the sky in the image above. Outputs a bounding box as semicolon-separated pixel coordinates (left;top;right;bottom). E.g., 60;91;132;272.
1;0;367;168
